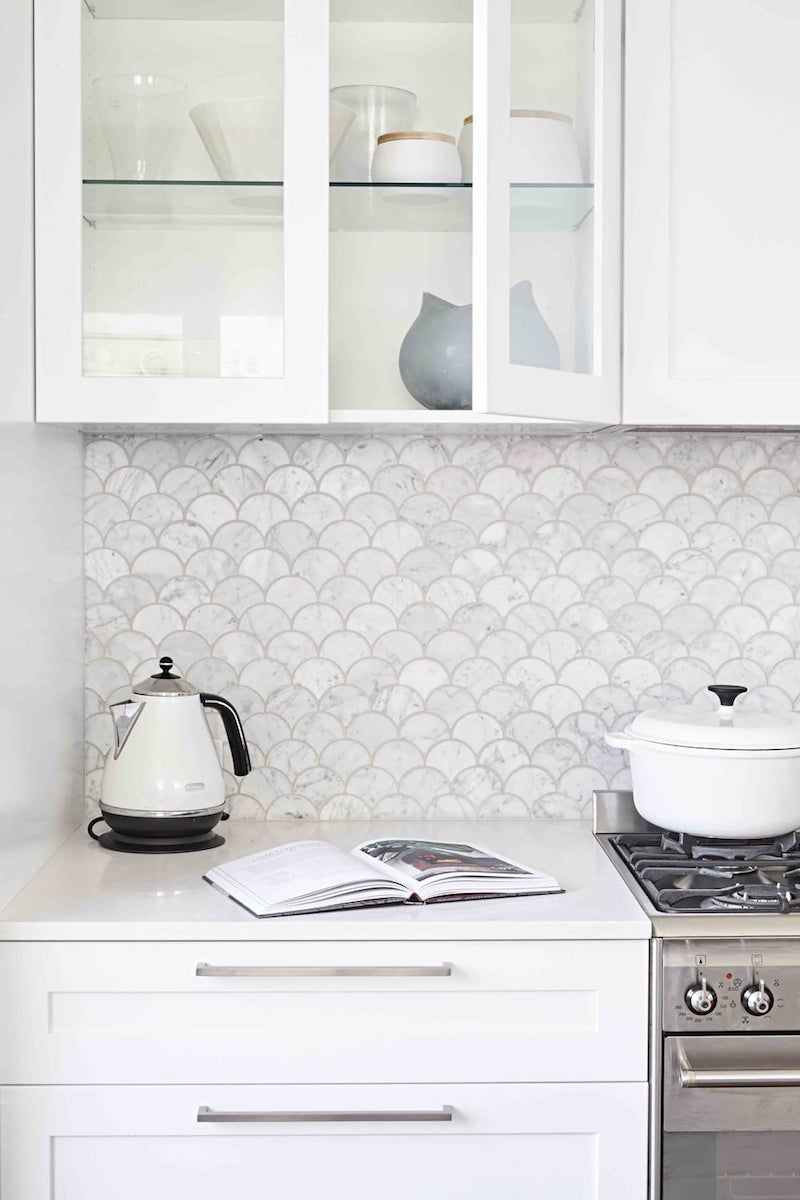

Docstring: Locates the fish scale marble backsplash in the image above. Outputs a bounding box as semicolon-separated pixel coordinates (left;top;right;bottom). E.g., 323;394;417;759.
85;430;800;821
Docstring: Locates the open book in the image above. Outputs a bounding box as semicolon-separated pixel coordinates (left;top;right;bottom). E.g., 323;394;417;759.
204;837;562;918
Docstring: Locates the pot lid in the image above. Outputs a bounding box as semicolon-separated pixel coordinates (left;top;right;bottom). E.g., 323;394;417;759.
626;685;800;750
133;657;198;697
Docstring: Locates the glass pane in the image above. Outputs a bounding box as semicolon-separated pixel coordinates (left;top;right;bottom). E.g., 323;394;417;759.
664;1131;800;1200
329;0;473;414
81;1;284;379
509;0;595;377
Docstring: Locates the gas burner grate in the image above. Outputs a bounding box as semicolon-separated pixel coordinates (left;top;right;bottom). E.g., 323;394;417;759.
660;829;800;860
613;830;800;867
700;884;800;912
610;830;800;914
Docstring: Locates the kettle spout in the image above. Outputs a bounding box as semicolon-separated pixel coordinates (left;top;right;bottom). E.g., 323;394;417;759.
110;700;143;759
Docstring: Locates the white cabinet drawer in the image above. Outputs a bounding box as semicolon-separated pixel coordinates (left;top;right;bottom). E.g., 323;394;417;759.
2;1082;648;1200
0;940;648;1084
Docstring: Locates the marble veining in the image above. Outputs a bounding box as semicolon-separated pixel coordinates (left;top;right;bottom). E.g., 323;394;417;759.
85;430;800;820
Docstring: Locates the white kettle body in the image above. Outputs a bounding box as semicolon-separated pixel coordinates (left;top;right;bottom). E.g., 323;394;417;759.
94;657;251;853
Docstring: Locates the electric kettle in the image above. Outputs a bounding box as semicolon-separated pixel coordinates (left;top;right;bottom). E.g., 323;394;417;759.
90;657;251;853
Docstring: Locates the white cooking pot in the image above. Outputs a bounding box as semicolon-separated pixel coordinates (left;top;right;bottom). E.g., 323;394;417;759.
606;685;800;839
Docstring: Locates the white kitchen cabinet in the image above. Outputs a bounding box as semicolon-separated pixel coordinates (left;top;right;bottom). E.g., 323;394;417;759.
1;1082;647;1200
0;939;648;1084
33;0;622;426
0;935;648;1199
624;0;800;425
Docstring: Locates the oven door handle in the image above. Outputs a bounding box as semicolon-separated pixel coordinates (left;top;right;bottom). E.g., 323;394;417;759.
680;1066;800;1089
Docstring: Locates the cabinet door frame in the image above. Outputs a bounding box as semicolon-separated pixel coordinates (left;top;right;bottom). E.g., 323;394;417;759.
33;0;329;425
1;0;34;421
1;1082;648;1200
476;0;622;423
624;0;800;424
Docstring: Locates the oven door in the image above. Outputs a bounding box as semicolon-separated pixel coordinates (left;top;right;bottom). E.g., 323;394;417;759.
663;1035;800;1199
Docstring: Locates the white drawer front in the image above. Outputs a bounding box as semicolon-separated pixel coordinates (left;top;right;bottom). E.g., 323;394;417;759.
2;1082;648;1200
0;940;648;1084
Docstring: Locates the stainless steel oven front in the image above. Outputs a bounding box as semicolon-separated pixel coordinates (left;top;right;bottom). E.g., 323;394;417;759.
663;1035;800;1199
660;939;800;1200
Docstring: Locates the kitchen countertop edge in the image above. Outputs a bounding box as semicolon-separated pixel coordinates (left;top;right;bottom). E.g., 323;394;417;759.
0;819;652;942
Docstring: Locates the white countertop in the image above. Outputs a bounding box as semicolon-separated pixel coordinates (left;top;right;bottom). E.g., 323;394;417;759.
0;820;650;941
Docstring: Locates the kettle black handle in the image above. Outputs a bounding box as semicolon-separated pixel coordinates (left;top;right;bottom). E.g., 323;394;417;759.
707;684;747;708
200;693;252;777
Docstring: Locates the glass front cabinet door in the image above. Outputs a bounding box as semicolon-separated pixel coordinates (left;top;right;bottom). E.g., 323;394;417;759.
35;0;328;424
33;0;620;426
479;0;622;424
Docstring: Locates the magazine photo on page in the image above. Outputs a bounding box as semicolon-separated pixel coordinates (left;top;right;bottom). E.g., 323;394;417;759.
204;837;562;918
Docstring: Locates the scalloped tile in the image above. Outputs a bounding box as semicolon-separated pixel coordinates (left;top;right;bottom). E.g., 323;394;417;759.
84;431;800;820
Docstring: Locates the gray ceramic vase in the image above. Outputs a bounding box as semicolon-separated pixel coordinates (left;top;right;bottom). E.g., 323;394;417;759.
398;280;561;411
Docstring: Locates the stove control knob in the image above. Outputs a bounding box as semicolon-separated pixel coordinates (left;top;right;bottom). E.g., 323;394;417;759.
685;976;717;1015
742;979;774;1016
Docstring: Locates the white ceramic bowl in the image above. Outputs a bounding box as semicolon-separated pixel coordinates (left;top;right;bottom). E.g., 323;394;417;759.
190;97;356;181
372;132;461;184
458;109;583;184
190;96;283;181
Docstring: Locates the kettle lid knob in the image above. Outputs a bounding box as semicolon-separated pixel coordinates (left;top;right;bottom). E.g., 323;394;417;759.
132;657;198;697
154;656;179;680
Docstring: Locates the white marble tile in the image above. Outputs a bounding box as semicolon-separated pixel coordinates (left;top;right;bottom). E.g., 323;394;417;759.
85;430;800;820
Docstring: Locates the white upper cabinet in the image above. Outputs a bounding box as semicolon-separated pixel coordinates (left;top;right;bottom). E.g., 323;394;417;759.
624;0;800;425
33;0;622;426
35;0;329;424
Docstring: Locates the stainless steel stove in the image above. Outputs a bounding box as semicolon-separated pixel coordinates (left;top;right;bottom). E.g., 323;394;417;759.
595;790;800;1200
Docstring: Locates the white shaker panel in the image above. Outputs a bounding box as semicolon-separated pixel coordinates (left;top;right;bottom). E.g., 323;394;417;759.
625;0;800;423
2;1082;648;1200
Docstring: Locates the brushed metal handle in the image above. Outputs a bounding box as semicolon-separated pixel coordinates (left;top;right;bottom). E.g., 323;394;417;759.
195;963;453;978
197;1106;455;1124
680;1066;800;1088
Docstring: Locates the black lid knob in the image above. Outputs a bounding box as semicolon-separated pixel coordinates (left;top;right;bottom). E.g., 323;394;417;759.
153;657;179;680
708;684;747;708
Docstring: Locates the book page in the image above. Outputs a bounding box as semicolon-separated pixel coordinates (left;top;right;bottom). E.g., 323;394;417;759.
353;838;561;900
208;840;404;908
354;838;535;883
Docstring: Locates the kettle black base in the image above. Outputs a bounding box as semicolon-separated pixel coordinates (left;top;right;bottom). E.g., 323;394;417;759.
89;825;225;854
88;807;229;854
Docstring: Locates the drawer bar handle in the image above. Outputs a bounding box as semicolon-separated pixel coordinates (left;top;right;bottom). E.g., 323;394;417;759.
195;963;453;978
680;1066;800;1089
197;1106;455;1124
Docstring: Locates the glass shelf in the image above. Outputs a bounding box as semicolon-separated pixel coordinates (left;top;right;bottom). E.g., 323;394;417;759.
330;183;594;233
86;0;285;19
330;182;472;233
83;181;284;229
84;181;594;233
511;183;595;233
85;0;577;22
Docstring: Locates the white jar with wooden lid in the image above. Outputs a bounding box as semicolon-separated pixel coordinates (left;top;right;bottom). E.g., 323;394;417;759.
371;131;462;184
458;110;583;183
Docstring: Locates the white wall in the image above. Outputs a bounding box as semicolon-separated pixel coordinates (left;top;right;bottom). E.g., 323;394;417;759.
0;0;84;907
0;428;84;908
